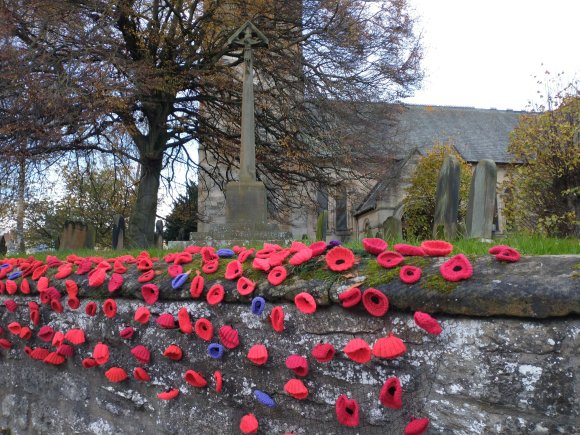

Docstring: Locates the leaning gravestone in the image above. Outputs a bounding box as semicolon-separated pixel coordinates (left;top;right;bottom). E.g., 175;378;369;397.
112;215;125;250
154;219;164;248
466;159;497;239
383;216;402;240
433;155;460;239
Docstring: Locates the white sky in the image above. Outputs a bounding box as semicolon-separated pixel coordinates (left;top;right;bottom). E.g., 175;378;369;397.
404;0;580;110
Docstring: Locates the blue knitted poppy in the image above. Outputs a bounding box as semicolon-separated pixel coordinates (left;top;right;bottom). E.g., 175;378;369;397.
0;264;10;269
254;390;276;408
327;240;342;248
251;296;266;315
7;271;22;280
208;343;224;359
217;248;235;258
171;273;189;289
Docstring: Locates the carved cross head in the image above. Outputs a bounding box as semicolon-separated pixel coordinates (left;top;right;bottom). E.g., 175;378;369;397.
227;21;269;49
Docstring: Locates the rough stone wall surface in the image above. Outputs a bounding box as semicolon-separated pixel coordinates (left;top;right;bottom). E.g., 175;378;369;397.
0;299;578;435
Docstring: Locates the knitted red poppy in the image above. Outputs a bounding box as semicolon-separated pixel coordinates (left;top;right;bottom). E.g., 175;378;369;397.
239;414;259;434
18;326;32;340
46;255;62;268
5;280;17;295
119;326;135;340
394;243;426;256
362;238;388;255
225;260;243;280
325;246;355;272
338;286;361;308
43;351;66;365
141;283;159;305
376;251;404;269
88;268;106;287
238;248;254;263
174;252;193;265
56;343;74;358
81;357;98;368
372;334;407;359
64;328;85;345
157;389;179;400
284;379;309;400
8;322;21;335
252;257;271;272
138;269;155;283
219;325;240;349
400;265;422;284
190;271;204;298
207;284;225;305
156;313;177;329
440;254;473;281
194;318;213;341
184;369;207;388
136;257;153;271
201;246;219;262
4;299;17;312
0;280;4;294
344;338;372;363
362;288;389;317
270;306;285;332
163;344;183;360
65;280;78;298
495;247;521;262
488;244;511;254
37;276;49;292
28;302;40;325
177;307;193;334
38;326;55;342
380;377;403;409
294;292;317;314
93;342;110;365
108;273;124;293
51;331;65;348
268;249;291;267
133;367;151;382
308;241;327;256
237;277;256;296
131;344;151;364
55;263;73;279
247;344;269;365
311;342;336;363
421;240;453;257
214;370;223;393
414;311;442;335
134;306;151;324
256;243;281;258
113;260;128;274
44;287;61;302
404;417;430;435
0;339;12;350
85;301;97;316
285;354;309;376
267;265;287;286
202;260;219;274
30;347;50;361
103;299;117;319
105;367;128;383
335;395;360;427
50;299;64;314
96;260;112;271
289;248;313;266
31;265;48;281
20;278;30;295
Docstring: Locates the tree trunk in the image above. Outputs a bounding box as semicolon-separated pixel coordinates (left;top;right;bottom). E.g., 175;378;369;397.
15;155;26;253
127;156;163;248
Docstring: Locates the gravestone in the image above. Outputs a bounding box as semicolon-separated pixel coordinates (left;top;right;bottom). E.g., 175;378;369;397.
154;220;164;248
112;215;125;250
59;221;90;250
0;235;6;256
433;155;460;239
466;159;497;239
382;216;402;240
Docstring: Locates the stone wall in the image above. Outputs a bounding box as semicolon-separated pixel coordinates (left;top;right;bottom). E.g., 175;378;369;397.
0;254;578;434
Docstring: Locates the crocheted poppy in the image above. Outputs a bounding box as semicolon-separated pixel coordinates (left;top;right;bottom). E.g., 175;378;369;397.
81;357;97;368
171;272;189;290
178;307;193;334
56;343;74;358
55;263;73;279
219;325;240;349
394;244;426;256
167;264;183;278
30;347;50;361
251;296;266;315
190;272;204;298
380;377;403;409
29;305;40;325
284;379;309;400
103;299;117;319
93;342;110;365
254;390;276;408
285;355;309;377
138;269;155;283
133;367;151;382
4;300;17;312
339;286;362;308
214;370;223;393
7;322;21;335
206;284;225;305
294;292;317;314
225;260;243;280
7;271;22;280
290;241;308;253
362;288;389;317
440;254;473;282
65;280;78;298
37;276;49;292
202;260;219;274
105;367;128;383
64;328;85;345
344;338;372;363
289;248;313;266
52;331;65;348
239;414;259;434
19;326;32;340
43;351;66;365
237;277;256;296
163;344;183;361
31;265;48;281
414;311;442;335
247;344;268;365
184;369;207;388
5;280;17;295
156;313;177;329
217;248;235;258
400;265;422;284
421;240;453;257
184;245;202;255
488;244;511;255
252;257;271;272
270;306;285;332
238;248;255;264
134;306;151;324
404;417;430;435
256;243;281;258
106;273;123;293
113;260;128;274
325;246;355;272
96;260;112;271
157;389;179;400
268;250;291;267
141;283;159;305
38;326;55;342
267;265;287;286
362;238;388;255
372;334;407;359
311;342;336;363
85;301;97;317
495;247;521;262
119;327;135;340
376;251;405;269
194;318;213;341
208;343;224;359
131;344;151;364
137;257;153;271
335;395;359;427
44;287;61;302
20;278;30;295
201;246;219;263
88;268;106;287
0;339;12;350
327;240;342;248
309;241;327;256
174;252;193;265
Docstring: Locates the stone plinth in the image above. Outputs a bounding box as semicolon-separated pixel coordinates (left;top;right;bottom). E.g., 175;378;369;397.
225;181;268;225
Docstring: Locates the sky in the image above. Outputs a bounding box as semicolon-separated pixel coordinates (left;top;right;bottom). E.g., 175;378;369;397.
403;0;580;110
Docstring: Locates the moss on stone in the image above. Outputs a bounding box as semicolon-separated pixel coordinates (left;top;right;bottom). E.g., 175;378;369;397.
421;274;459;293
363;260;400;287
